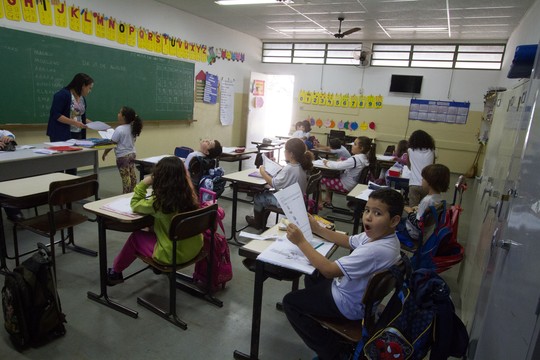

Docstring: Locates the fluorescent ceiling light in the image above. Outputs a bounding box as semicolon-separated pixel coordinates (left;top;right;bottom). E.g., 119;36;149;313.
215;0;292;5
387;27;448;32
279;28;326;33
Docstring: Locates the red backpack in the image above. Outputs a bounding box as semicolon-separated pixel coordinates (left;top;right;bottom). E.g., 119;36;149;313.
193;203;232;291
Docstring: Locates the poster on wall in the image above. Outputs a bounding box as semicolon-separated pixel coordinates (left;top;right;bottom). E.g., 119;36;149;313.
220;78;235;126
203;72;219;104
252;80;265;96
409;99;470;124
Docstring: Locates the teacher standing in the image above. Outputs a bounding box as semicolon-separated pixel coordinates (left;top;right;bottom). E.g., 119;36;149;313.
47;73;94;142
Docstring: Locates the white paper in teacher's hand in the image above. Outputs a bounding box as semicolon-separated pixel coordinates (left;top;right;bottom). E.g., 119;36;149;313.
86;121;111;131
273;183;313;242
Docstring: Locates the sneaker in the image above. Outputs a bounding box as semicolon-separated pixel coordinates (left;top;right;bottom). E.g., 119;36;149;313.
107;268;124;286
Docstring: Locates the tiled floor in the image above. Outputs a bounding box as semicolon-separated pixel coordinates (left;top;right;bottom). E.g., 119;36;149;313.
0;164;470;359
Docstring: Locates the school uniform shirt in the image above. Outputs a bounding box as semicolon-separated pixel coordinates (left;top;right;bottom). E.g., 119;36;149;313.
333;232;401;320
130;182;203;265
325;153;369;191
271;163;308;193
184;150;206;170
408;148;435;186
111;124;135;158
292;130;306;138
331;145;351;159
0;130;15;139
406;193;443;240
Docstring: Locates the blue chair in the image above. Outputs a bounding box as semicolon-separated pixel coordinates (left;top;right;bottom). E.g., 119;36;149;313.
174;146;193;158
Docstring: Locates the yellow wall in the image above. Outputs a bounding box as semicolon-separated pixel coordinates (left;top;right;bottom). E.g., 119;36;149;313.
297;103;482;174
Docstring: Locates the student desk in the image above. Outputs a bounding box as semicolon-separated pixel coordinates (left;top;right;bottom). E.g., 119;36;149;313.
221;169;267;245
0;173;78;271
219;147;258;172
376;154;396;173
346;184;370;235
83;193;153;318
133;154;181;180
0;144;99;182
233;225;337;360
310;148;336;160
251;140;285;165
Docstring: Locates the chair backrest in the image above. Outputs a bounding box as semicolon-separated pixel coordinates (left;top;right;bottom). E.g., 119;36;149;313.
383;145;395;156
306;169;322;196
357;166;371;185
420;202;446;244
169;203;218;242
362;259;405;333
48;174;99;207
174;146;194;158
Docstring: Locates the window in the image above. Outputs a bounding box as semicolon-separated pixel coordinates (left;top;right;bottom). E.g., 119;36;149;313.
262;42;363;65
371;43;504;70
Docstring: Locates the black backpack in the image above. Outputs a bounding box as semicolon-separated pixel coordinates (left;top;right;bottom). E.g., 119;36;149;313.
354;261;468;360
188;156;226;200
2;243;66;350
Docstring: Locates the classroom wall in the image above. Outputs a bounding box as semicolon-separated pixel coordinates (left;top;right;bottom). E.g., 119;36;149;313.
260;55;502;173
0;0;262;164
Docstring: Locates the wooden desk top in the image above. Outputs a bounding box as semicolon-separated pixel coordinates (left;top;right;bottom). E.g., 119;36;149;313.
346;184;370;200
83;193;147;222
135;154;182;164
220;147;258;157
222;169;268;185
0;173;78;198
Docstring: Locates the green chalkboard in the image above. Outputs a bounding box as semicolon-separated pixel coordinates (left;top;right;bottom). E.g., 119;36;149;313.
0;27;194;124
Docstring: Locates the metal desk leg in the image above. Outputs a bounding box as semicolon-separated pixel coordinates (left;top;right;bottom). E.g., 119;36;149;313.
87;217;138;318
226;181;247;246
234;260;267;360
0;214;7;273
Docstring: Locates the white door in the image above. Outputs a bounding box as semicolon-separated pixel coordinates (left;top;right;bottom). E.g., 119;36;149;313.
468;47;540;359
245;72;294;168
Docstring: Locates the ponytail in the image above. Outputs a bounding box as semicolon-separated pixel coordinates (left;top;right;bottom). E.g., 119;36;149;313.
358;136;377;172
285;138;314;171
120;106;143;138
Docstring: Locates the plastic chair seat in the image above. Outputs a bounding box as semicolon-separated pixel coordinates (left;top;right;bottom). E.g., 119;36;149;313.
137;250;208;274
16;210;88;237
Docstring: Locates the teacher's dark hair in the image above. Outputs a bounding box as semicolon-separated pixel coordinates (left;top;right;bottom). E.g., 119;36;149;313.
66;73;94;96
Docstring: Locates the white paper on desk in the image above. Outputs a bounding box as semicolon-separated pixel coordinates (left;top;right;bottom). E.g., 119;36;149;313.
263;156;283;176
86;121;111;131
44;141;72;146
257;234;333;275
100;197;139;218
98;128;115;140
222;147;237;154
33;148;59;154
356;188;373;201
17;145;35;149
273;183;313;242
141;154;173;164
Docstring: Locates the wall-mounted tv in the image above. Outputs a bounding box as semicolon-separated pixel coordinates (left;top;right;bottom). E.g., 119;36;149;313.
389;75;423;94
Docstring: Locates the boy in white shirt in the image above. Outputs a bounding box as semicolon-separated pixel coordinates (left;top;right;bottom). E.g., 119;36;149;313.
283;188;404;359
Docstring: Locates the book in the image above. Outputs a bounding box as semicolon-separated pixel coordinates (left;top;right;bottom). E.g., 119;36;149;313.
256;234;333;275
263;156;283;177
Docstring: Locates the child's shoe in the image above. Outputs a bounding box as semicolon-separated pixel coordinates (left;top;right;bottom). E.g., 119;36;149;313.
107;268;124;286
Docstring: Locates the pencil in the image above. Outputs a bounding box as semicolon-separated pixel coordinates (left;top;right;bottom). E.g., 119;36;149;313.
314;242;324;250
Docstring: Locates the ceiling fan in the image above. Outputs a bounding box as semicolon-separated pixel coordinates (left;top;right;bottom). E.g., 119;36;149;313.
334;17;361;38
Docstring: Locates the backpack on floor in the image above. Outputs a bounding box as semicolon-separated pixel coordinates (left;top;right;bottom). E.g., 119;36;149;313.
2;243;66;350
193;204;232;291
357;265;468;360
189;156;226;201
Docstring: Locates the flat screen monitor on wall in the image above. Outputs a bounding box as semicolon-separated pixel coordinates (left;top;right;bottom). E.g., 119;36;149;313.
389;75;423;94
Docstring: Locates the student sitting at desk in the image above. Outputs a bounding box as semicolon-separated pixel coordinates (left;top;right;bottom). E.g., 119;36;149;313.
320;136;376;208
315;138;351;160
0;129;24;221
245;138;313;230
184;139;223;169
107;156;203;286
102;106;143;193
392;139;409;165
282;188;404;360
291;121;308;139
396;164;450;248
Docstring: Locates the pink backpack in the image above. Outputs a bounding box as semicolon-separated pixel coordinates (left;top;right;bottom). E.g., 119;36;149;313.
193;202;232;291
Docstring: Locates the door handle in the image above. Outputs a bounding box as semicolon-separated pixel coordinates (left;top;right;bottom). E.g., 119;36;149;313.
481;186;493;202
483;201;500;222
496;239;523;251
